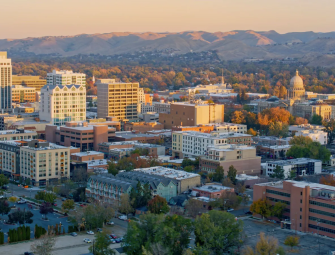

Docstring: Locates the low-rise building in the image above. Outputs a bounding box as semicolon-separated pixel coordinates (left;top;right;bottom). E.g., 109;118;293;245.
139;112;159;122
254;180;335;238
191;184;234;198
252;136;291;146
0;129;37;141
84;159;108;172
124;121;164;133
12;85;37;103
70;151;104;162
265;158;322;178
256;145;291;159
288;124;325;136
172;131;253;159
133;166;201;193
109;148;134;160
295;130;328;145
45;121;117;151
172;123;247;134
20;140;70;186
114;131;161;144
199;145;261;175
12;75;47;91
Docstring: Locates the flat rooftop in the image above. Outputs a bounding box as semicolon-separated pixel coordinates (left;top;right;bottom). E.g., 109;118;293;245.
266;157;322;166
84;159;108;166
115;132;160;139
194;185;232;192
71;151;103;157
173;131;252;139
207;144;255;152
0;130;36;135
134;166;200;180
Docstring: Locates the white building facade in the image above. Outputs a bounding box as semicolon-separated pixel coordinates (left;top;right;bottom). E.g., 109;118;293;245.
39;84;86;126
47;70;86;87
0;52;12;109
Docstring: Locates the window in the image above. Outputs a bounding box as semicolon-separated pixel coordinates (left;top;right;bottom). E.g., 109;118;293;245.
266;189;290;197
310;200;335;210
300;208;302;212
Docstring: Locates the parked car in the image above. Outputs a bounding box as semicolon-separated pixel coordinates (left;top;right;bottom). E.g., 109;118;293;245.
118;215;127;221
110;234;117;239
17;200;26;204
70;232;78;236
119;237;124;242
2;186;8;190
227;208;234;212
114;238;122;243
109;238;116;244
83;238;92;243
24;252;34;255
62;198;66;201
87;230;94;235
245;211;252;215
107;221;114;225
97;228;103;232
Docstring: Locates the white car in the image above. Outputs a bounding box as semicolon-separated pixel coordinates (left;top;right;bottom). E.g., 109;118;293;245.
118;215;127;221
83;238;92;243
227;208;234;212
17;200;26;204
86;230;94;235
107;221;114;225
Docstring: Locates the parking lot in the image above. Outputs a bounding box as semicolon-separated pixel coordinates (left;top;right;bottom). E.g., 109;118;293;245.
241;217;335;254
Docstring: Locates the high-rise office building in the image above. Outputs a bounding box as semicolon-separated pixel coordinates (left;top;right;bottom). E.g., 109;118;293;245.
0;52;12;109
12;75;47;91
47;70;86;87
39;84;86;126
97;79;139;122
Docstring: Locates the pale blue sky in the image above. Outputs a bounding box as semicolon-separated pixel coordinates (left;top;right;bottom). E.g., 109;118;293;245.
1;0;335;39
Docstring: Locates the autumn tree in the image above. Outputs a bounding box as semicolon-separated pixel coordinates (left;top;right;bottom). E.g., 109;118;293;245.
31;233;56;255
0;199;10;216
185;199;206;218
247;128;257;136
268;122;289;137
320;175;335;186
278;86;287;99
271;202;287;221
242;232;285;255
119;193;133;216
250;199;272;219
323;119;335;144
148;196;169;214
231;111;245;124
284;235;299;251
61;199;75;214
295;117;308;125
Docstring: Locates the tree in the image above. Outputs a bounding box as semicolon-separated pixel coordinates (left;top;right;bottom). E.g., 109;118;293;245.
0;174;8;187
270;165;285;179
213;166;224;182
323;119;335;144
289;135;313;146
320;175;335;186
0;199;10;215
271;202;286;221
8;196;18;203
222;177;234;188
278;86;287;99
40;203;54;220
284;235;299;251
30;233;56;255
227;165;237;184
231;111;245;124
247;128;257;136
72;187;86;202
235;183;246;195
8;209;33;224
61;199;75;214
148;196;169;214
184;199;206;218
242;232;285;255
268;122;289;137
295;117;308;125
89;232;115;255
194;210;243;254
119;194;133;216
130;182;152;209
250;199;272;219
184;165;194;172
107;161;118;175
310;114;322;125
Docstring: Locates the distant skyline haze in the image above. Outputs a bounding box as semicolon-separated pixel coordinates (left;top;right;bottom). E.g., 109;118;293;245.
1;0;335;39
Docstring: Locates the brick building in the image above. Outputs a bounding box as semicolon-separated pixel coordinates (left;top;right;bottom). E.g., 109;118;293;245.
192;184;234;198
254;180;335;238
70;151;105;162
114;131;161;144
124;122;164;133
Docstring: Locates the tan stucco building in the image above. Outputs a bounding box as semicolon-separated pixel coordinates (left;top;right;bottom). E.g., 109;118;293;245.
12;75;47;91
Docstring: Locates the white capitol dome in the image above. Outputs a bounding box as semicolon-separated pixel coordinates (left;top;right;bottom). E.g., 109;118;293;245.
290;70;304;89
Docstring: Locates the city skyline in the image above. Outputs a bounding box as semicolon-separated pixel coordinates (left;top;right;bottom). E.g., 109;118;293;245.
1;0;335;39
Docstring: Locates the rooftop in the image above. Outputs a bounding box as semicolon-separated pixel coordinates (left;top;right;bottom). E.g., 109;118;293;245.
71;151;103;157
194;185;232;192
84;159;108;167
134;166;200;180
207;144;255;152
266;157;322;166
173;131;252;139
115;132;160;139
0;129;36;135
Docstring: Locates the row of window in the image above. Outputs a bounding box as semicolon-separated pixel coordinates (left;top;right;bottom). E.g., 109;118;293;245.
309;216;335;226
267;196;290;205
309;224;335;234
309;208;335;218
266;189;291;197
310;200;335;210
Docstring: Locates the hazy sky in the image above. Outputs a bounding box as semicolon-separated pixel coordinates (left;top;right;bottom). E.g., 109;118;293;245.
1;0;335;39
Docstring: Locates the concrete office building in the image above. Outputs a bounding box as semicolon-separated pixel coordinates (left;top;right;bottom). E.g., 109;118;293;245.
47;70;86;87
0;129;37;141
265;158;322;178
45;122;116;151
172;131;252;159
159;103;224;129
0;52;12;109
20;140;70;186
134;166;201;193
199;145;261;175
39;84;86;126
172;123;247;134
12;75;47;91
254;180;335;238
11;85;36;103
96;79;139;121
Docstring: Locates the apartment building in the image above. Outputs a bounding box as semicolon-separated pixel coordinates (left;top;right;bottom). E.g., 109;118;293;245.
254;180;335;238
109;148;134;160
12;75;47;91
98;141;136;155
159;103;224;129
154;101;170;114
45;122;116;151
199;145;261;175
252;136;291;146
0;129;37;141
11;85;36;103
172;123;247;134
96;79;139;121
265;158;322;178
86;172;177;203
256;145;291;159
288;124;325;136
20;140;70;186
172;131;253;159
295;130;328;145
140;103;155;113
47;70;86;87
192;184;234;198
114;131;161;143
0;140;28;178
0;52;12;109
139;112;159;122
39;84;86;126
134;166;201;193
